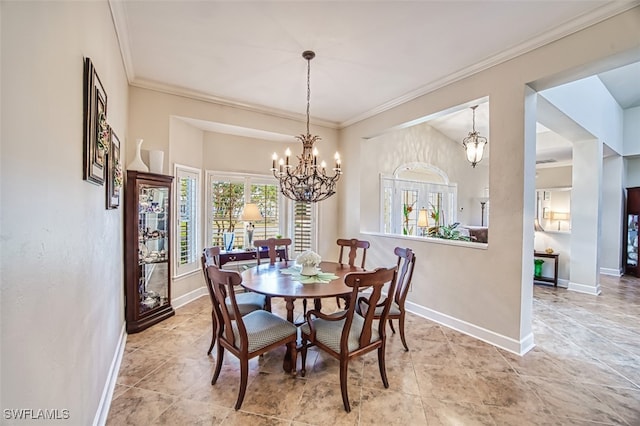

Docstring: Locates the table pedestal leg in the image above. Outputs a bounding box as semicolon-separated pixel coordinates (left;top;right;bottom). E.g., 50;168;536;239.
282;298;296;372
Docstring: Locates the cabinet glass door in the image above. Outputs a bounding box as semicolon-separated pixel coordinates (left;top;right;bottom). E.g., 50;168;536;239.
627;214;638;267
138;186;170;313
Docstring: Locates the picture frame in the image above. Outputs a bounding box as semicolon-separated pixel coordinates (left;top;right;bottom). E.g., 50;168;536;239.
543;191;550;201
106;128;122;209
82;57;108;185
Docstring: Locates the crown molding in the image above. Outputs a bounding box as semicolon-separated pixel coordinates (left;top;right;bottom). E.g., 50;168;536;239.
339;1;640;128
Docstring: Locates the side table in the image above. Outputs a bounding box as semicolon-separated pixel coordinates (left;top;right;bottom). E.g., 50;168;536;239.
219;248;286;266
534;251;559;287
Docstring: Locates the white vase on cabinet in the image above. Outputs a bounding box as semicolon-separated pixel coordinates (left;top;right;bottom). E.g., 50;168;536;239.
127;139;149;172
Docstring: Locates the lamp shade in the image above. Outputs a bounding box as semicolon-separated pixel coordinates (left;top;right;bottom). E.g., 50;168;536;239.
239;203;263;221
417;208;429;227
550;211;570;221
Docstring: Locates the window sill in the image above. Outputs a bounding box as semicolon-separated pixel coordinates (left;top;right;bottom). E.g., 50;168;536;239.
361;231;488;250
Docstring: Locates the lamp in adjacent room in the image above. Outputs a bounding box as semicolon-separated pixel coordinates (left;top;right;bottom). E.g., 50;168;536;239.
479;197;489;226
271;50;342;202
462;105;488;168
417;207;429;236
551;211;570;231
240;203;263;249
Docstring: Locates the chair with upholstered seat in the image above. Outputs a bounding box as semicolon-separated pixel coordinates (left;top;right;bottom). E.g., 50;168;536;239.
201;247;266;355
207;265;298;410
253;237;292;265
335;238;370;308
364;247;416;351
300;266;397;412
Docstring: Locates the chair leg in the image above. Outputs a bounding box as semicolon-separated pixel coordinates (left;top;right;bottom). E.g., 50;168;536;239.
289;341;298;376
265;296;272;312
377;344;389;388
388;319;396;334
398;312;409;351
211;344;224;385
300;336;308;377
235;358;249;410
207;311;217;355
339;358;351;412
302;299;308;316
335;296;341;308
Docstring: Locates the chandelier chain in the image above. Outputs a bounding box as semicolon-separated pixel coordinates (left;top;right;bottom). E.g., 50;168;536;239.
306;56;311;136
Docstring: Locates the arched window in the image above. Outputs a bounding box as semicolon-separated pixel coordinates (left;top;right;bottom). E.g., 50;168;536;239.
381;163;458;236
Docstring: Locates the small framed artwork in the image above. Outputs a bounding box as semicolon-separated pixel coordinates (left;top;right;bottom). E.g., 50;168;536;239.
106;128;123;209
82;57;108;185
543;207;550;219
543;191;550;201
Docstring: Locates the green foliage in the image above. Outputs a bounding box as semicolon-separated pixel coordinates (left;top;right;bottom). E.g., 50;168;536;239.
427;222;471;241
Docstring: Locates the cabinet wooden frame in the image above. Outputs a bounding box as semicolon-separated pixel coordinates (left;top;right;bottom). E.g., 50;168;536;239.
124;171;175;333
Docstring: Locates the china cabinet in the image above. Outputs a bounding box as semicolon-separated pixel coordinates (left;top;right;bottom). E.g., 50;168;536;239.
124;170;174;333
624;187;640;276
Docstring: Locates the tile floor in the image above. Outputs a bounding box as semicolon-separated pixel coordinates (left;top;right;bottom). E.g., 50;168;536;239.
107;275;640;425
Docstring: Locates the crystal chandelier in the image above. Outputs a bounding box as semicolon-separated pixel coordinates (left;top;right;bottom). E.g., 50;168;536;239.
271;50;342;203
462;105;488;168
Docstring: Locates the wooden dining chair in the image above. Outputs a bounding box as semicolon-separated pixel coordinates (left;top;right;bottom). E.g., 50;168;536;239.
253;237;292;265
335;238;370;308
363;247;416;351
201;247;267;355
207;265;298;410
300;266;398;412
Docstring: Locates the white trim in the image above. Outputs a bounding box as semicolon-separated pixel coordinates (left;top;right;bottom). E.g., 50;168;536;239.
392;163;450;185
404;300;535;356
173;286;208;309
361;231;488;250
600;267;622;277
568;281;602;295
92;324;127;426
174;164;202;278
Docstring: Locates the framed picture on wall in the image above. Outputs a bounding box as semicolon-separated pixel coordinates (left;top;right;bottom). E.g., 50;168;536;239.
106;128;123;209
82;57;108;185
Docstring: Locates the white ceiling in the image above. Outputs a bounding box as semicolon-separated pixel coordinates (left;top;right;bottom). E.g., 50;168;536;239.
111;0;640;162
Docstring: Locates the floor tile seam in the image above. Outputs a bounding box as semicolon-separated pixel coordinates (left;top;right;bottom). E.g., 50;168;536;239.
586;360;640;390
116;357;172;389
524;377;628;425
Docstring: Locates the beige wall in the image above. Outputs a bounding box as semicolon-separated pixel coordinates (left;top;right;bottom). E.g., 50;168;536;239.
128;86;341;270
338;7;640;353
365;121;490;230
1;2;129;424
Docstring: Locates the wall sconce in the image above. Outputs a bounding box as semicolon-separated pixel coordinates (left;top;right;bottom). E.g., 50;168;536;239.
417;207;429;236
550;211;570;231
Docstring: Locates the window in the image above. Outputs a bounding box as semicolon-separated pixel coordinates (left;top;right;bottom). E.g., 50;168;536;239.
174;165;201;277
290;201;315;255
206;172;316;253
381;164;457;236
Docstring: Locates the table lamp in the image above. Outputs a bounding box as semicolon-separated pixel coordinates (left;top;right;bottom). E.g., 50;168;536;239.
550;211;570;231
240;203;263;249
417;207;428;236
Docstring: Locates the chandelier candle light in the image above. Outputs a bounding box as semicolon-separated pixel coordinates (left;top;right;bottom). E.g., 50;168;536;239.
271;51;342;203
462;105;488;168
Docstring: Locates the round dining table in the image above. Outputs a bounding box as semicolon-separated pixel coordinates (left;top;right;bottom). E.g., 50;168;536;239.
241;260;364;372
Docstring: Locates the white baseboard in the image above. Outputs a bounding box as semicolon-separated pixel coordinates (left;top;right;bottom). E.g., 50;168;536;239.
173;286;208;309
568;281;602;295
405;301;535;356
93;323;127;426
600;267;622;277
